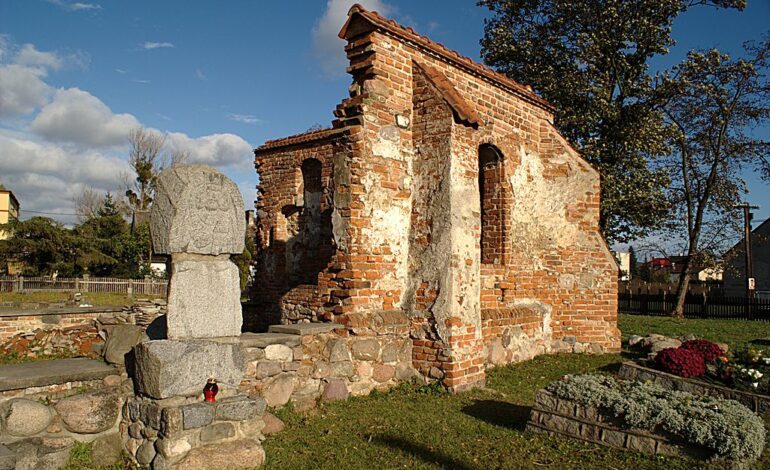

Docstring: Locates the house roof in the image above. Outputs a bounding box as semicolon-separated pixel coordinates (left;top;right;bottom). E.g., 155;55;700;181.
724;217;770;256
339;4;555;114
254;127;349;155
412;60;481;127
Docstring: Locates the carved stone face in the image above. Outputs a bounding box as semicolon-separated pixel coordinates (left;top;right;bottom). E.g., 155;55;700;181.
151;164;246;255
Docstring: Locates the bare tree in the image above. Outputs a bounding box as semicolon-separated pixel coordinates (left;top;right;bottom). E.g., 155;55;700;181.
125;127;189;213
660;38;770;316
73;186;103;222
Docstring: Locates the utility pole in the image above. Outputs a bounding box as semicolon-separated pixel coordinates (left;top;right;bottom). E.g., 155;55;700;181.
734;203;759;300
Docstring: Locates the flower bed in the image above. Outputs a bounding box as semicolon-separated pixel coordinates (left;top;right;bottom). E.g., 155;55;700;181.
633;336;770;399
529;374;765;463
618;361;770;414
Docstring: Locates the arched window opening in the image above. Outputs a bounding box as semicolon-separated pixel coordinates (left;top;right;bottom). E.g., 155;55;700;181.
479;144;504;264
301;158;323;210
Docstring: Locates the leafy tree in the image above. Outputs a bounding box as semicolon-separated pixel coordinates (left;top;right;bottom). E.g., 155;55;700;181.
660;39;770;316
0;217;81;276
478;0;745;242
628;246;639;279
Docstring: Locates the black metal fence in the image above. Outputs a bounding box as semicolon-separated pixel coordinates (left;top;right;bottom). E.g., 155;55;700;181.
619;292;770;321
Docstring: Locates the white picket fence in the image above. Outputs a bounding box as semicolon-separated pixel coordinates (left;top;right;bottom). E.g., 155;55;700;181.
0;276;167;297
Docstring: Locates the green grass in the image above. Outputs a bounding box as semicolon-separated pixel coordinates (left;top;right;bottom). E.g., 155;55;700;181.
0;291;162;307
618;313;770;351
0;350;79;365
264;315;770;469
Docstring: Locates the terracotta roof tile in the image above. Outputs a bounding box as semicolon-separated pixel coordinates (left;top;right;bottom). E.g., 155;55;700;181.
413;60;481;127
339;4;554;113
255;127;348;154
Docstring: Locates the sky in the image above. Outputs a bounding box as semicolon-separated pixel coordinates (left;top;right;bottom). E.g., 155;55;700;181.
0;0;768;248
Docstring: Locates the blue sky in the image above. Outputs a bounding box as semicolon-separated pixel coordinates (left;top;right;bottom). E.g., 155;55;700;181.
0;0;768;247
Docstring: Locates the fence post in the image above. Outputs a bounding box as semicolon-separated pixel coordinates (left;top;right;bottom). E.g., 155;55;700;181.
18;276;24;293
75;278;79;293
128;279;133;300
82;273;89;293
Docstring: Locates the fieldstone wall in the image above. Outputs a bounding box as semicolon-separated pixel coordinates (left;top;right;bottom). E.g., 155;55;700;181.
238;322;417;412
0;382;130;469
122;395;266;468
527;390;711;460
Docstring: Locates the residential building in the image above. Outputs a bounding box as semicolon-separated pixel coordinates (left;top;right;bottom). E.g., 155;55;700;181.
724;218;770;297
0;188;19;240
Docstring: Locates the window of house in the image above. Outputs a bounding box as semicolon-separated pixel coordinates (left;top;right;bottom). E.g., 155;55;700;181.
479;144;504;264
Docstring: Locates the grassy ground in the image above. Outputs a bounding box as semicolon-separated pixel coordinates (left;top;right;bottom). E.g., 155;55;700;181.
263;315;770;469
0;291;162;307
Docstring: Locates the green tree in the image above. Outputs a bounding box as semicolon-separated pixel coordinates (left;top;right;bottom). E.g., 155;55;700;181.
478;0;745;242
660;40;770;316
0;217;81;276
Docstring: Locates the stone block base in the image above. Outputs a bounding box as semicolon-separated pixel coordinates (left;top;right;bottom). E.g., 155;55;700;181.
133;340;245;399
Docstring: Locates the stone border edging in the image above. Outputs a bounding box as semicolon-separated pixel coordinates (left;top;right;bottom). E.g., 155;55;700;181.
527;390;712;460
618;361;770;414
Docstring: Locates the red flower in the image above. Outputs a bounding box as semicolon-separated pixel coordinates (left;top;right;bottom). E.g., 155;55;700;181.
681;340;724;363
655;347;706;378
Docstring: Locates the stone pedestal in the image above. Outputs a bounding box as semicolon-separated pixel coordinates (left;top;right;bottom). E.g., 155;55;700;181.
166;255;242;339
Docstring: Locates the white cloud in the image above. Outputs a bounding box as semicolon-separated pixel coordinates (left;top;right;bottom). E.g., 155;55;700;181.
143;42;174;50
15;44;64;70
31;88;140;147
312;0;393;76
0;39;254;219
71;2;101;10
165;132;253;168
0;43;64;118
0;64;52;117
47;0;102;12
227;113;261;125
195;68;207;81
115;68;126;74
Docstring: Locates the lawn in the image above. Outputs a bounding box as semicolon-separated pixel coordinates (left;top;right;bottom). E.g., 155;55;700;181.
262;314;770;469
0;291;162;308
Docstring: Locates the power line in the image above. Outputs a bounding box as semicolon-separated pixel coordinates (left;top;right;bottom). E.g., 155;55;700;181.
21;209;79;217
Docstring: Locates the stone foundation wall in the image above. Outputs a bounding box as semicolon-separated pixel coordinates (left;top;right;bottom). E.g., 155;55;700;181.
527;390;711;460
481;307;550;367
0;308;121;342
238;322;416;411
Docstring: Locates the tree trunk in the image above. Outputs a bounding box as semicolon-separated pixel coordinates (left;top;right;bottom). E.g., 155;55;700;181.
672;264;692;317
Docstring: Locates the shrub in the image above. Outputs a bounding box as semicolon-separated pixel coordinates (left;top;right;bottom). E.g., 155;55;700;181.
655;347;706;378
681;340;724;362
547;374;766;461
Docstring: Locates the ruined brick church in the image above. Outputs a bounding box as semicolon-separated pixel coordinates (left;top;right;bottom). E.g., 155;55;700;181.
253;5;619;390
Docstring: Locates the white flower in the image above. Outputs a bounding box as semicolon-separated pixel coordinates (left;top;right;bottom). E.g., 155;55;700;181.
753;382;759;388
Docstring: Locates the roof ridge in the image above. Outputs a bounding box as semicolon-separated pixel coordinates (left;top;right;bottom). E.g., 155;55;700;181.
342;4;554;113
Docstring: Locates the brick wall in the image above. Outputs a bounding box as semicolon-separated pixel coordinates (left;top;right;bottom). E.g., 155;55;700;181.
253;5;619;390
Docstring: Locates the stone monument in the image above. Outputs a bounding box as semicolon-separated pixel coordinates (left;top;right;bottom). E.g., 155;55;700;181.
150;163;246;339
133;164;247;400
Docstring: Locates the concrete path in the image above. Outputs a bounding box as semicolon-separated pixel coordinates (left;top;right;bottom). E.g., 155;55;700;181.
0;357;116;391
